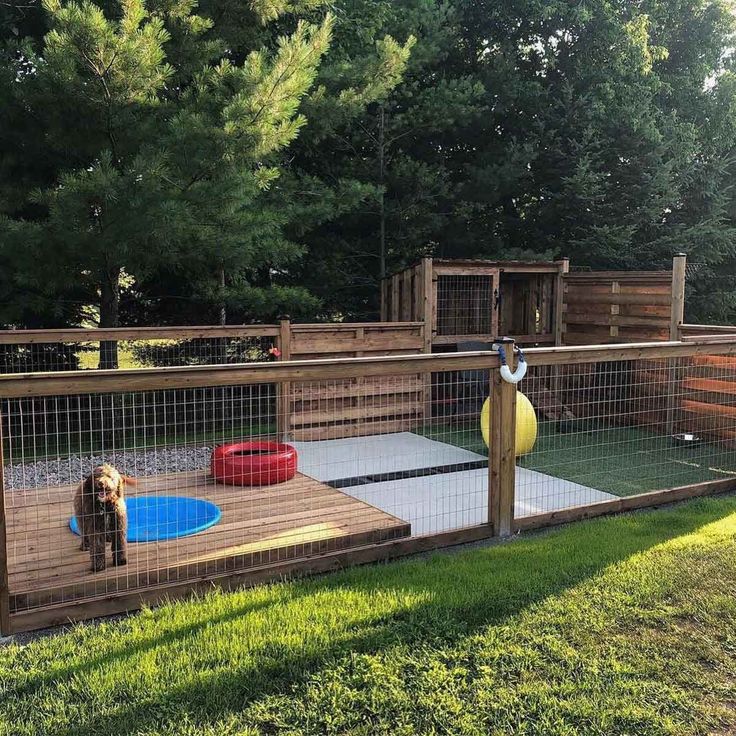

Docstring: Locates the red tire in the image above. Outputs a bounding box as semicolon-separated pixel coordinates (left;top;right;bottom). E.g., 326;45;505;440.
211;441;298;486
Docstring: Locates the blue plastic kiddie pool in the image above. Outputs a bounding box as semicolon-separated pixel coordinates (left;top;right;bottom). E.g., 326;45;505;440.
70;496;221;542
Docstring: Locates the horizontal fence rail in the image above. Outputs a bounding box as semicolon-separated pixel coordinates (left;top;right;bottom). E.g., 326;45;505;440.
0;324;282;374
680;323;736;341
8;339;736;398
3;336;736;633
0;321;427;376
0;325;281;344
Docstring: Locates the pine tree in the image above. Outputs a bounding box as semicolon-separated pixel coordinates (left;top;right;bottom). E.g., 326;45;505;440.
0;0;334;359
280;0;483;319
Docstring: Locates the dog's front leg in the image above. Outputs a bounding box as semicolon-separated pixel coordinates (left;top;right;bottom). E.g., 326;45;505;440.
111;505;127;567
89;514;107;572
79;522;90;552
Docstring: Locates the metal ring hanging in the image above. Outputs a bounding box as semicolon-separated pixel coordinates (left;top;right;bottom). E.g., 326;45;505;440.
497;345;527;384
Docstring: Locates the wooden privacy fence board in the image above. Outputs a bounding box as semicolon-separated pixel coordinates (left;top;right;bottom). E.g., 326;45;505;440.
564;292;673;306
289;418;418;441
562;313;671;328
291;322;424;330
292;376;425;401
563;269;678;345
291;337;422;353
563;270;672;279
565;284;673;297
676;351;736;442
682;377;736;395
563;328;671;345
283;322;428;441
289;402;423;426
691;354;736;366
293;391;424;412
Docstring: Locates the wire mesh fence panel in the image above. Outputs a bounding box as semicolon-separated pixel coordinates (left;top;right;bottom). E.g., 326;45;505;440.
2;382;290;614
0;343;84;374
515;354;736;519
286;367;492;537
0;358;504;616
436;275;493;336
5;341;736;626
0;334;280;374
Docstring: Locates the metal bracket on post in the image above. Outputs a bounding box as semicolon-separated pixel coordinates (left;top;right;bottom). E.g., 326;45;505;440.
489;338;517;537
493;337;527;384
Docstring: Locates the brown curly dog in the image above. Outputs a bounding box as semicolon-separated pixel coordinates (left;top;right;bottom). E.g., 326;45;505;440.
73;464;134;572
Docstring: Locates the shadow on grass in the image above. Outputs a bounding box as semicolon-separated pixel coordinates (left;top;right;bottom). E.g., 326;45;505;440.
14;497;736;736
6;597;277;699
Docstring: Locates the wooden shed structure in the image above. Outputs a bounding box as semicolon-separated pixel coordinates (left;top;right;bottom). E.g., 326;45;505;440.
381;255;686;348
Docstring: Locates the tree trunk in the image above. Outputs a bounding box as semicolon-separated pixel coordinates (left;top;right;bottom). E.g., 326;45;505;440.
219;263;227;326
378;103;386;281
99;267;121;370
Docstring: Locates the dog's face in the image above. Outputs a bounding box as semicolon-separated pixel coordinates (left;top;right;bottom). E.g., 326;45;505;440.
86;464;125;507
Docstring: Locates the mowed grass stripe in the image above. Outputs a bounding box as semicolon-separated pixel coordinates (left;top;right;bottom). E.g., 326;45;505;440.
0;495;735;735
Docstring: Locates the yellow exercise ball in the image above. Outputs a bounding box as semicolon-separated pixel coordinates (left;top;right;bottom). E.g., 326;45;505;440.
480;391;538;456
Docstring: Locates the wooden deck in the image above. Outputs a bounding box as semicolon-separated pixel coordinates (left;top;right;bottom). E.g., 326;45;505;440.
5;471;411;613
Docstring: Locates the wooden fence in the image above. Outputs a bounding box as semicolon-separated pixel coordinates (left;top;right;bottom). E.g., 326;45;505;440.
3;337;736;633
285;322;426;440
674;325;736;444
380;255;688;349
0;321;430;444
561;255;686;345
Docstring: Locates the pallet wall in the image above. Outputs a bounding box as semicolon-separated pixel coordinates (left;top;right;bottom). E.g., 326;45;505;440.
678;355;736;445
381;264;425;323
285;323;427;441
562;271;674;345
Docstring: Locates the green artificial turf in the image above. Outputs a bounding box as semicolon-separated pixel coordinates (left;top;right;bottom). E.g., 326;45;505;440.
422;421;736;496
1;496;736;735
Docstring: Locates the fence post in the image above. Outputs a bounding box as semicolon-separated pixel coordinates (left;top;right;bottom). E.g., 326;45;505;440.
489;339;517;537
0;404;10;635
666;253;687;436
670;253;687;341
553;257;570;347
276;318;292;441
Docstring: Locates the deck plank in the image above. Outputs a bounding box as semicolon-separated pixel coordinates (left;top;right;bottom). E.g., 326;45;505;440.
6;470;410;612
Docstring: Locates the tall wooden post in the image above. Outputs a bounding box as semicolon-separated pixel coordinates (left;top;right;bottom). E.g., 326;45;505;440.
390;274;400;322
553;257;570;347
489;339;517;537
670;253;687;341
0;404;10;636
666;254;687;436
421;258;434;343
276;319;292;441
380;278;388;321
421;258;434;426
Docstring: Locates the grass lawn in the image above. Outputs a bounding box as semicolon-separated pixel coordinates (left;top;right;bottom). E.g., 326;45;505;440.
423;421;736;496
2;496;736;735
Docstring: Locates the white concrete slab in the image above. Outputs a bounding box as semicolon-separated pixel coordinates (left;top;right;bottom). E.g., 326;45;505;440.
292;432;485;482
341;467;617;536
293;431;616;535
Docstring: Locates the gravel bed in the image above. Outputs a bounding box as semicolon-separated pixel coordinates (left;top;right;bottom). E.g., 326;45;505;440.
3;445;213;491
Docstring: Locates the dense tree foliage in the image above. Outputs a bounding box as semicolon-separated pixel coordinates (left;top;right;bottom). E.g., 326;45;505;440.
2;0;736;326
